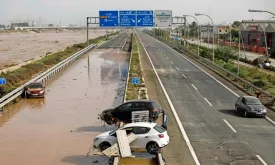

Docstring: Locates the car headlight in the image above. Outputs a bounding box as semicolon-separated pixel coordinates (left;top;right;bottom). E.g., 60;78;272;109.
26;90;31;94
39;90;44;94
262;108;266;112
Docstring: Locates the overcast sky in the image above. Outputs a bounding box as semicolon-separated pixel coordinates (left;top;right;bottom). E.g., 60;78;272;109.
1;0;275;25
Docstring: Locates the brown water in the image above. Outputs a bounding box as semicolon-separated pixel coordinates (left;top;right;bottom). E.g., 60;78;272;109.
0;30;108;69
0;48;129;165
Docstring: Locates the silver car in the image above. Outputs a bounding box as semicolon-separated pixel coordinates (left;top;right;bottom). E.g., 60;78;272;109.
235;96;267;117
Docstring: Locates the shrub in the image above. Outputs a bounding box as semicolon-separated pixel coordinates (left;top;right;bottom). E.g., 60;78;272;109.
46;52;52;56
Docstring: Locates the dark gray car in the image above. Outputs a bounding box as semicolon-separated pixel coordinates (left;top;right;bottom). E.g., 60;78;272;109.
235;96;267;117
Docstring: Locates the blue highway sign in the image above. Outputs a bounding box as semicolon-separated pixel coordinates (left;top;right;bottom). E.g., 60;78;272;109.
137;10;154;27
119;10;137;27
0;78;6;85
99;11;119;27
131;77;139;85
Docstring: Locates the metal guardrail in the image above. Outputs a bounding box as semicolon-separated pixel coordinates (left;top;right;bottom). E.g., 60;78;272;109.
150;35;275;106
0;44;96;110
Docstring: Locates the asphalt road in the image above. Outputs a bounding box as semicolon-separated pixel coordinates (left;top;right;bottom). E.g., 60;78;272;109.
98;32;129;49
0;38;129;165
137;31;275;165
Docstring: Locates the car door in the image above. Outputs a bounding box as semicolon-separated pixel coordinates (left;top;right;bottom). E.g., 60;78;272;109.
114;103;133;121
235;97;242;109
240;97;247;111
132;102;148;122
130;127;151;148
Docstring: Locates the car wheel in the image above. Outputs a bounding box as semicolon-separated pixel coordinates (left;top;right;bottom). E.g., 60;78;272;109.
243;110;248;118
99;142;111;151
146;142;160;154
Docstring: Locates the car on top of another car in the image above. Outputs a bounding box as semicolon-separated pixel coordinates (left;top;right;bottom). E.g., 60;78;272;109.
100;100;164;125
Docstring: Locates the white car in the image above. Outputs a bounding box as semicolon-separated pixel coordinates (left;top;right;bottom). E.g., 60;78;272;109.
93;122;169;154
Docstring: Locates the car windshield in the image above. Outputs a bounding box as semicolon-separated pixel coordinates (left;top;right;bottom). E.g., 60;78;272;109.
152;101;161;109
109;127;120;135
246;98;262;105
28;83;43;88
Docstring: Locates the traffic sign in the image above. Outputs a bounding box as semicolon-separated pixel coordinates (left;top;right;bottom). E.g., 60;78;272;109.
0;78;6;85
99;11;119;27
120;11;137;26
155;10;172;27
131;77;139;85
136;10;154;27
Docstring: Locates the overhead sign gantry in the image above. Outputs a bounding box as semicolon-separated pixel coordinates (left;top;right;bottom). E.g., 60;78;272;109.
100;10;155;27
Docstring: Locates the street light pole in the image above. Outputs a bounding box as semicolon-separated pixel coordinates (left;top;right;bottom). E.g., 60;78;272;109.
229;24;232;48
183;15;200;55
195;13;215;63
217;26;220;47
237;30;241;77
249;9;275;17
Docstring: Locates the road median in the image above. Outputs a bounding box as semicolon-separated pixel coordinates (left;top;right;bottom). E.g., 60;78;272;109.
124;34;148;101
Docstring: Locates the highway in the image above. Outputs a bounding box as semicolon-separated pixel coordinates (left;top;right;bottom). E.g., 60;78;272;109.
0;33;129;165
137;31;275;165
98;32;129;49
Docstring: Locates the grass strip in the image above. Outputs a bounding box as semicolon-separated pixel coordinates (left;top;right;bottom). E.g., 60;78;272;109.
125;35;145;100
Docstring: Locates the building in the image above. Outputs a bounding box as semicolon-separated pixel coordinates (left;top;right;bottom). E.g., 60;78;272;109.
11;23;29;29
200;25;232;39
217;25;231;35
240;20;275;55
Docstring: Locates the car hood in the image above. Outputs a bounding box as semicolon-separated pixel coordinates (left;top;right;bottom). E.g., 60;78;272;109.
96;131;112;138
102;109;114;113
27;88;43;91
247;104;265;110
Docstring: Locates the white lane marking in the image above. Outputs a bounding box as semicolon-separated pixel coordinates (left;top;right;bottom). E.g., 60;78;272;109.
136;32;201;165
204;98;212;106
182;74;187;78
170;61;174;64
223;119;237;133
176;67;180;70
265;116;275;126
121;37;128;50
191;84;198;90
166;57;169;60
148;34;240;97
256;155;268;165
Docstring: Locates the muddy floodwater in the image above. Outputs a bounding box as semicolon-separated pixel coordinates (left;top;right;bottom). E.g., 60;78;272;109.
0;48;129;165
0;30;109;69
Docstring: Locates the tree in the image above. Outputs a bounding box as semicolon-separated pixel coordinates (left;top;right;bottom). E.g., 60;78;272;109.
190;21;197;29
232;21;241;28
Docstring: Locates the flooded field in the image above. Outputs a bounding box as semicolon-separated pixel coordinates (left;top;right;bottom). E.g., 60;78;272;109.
0;30;109;69
0;45;130;165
